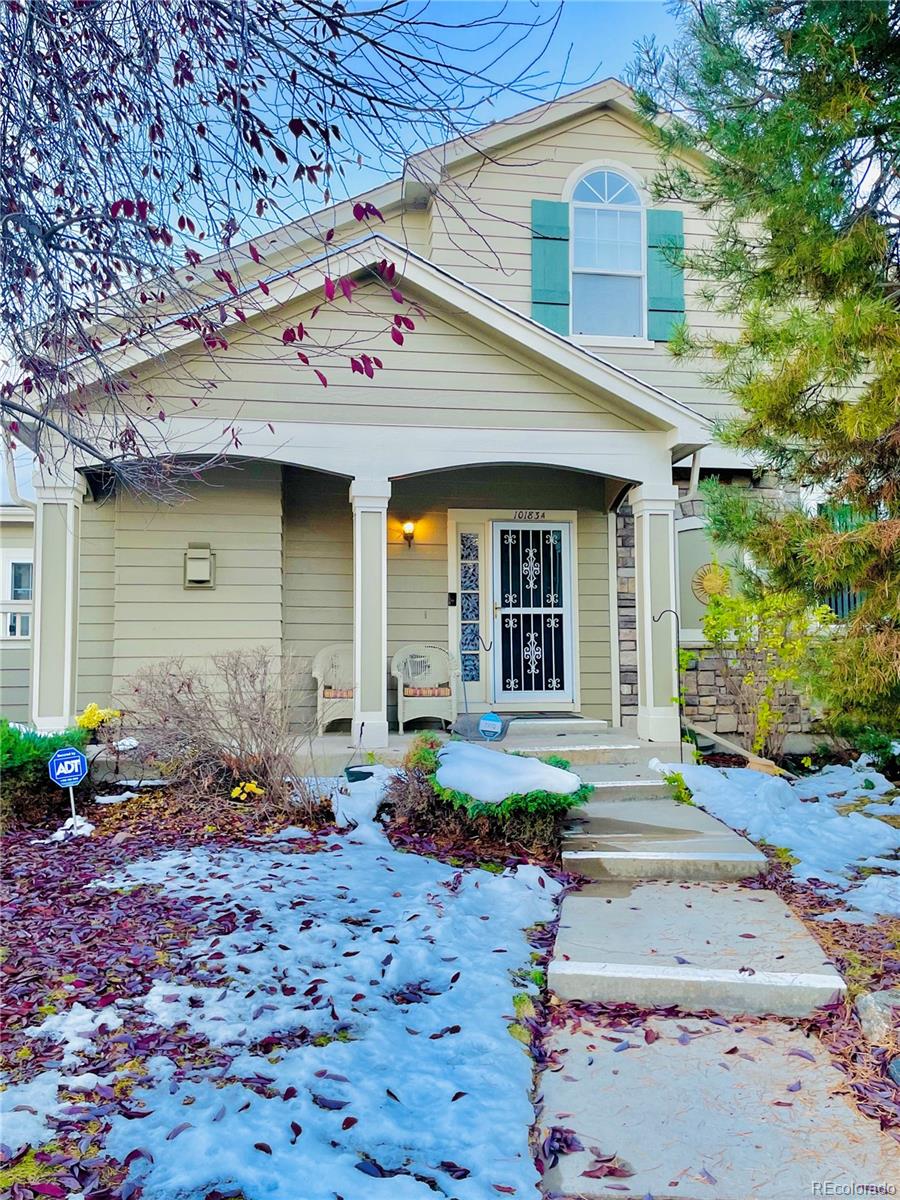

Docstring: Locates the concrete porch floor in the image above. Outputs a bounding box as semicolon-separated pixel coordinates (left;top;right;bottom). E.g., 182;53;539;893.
305;721;677;775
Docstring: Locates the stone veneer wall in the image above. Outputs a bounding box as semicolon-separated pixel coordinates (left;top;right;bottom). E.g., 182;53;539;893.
615;503;638;725
615;471;812;738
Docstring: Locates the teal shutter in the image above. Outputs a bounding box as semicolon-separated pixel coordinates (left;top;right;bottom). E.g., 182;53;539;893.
531;199;569;334
646;208;685;341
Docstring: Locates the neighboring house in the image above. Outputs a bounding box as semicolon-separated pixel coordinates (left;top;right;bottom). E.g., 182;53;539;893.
14;78;769;746
0;450;35;723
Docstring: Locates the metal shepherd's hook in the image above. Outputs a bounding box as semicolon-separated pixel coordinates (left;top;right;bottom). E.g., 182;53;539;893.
652;607;684;764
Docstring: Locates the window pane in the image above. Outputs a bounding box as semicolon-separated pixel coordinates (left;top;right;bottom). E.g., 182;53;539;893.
573;208;641;272
572;274;643;337
572;170;640;206
11;562;32;601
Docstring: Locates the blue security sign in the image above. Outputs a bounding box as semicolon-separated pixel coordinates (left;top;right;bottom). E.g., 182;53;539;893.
48;747;89;789
478;712;504;742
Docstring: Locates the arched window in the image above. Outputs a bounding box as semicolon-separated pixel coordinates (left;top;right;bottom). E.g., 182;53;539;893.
571;168;644;338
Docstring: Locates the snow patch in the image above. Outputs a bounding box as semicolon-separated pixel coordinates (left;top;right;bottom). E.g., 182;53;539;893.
97;800;559;1199
435;740;581;805
651;761;900;920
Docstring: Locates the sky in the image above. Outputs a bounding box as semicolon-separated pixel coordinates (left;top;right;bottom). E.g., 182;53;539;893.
317;0;682;203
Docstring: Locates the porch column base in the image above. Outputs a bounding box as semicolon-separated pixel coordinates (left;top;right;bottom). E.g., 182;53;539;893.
351;716;390;749
350;478;391;750
636;704;681;743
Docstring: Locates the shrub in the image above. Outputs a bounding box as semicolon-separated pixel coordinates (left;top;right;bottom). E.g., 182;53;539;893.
701;586;833;760
75;702;121;733
386;734;591;857
119;647;327;819
0;720;89;828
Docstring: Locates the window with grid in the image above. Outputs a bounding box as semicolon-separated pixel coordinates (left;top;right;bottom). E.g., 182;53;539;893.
571;169;644;338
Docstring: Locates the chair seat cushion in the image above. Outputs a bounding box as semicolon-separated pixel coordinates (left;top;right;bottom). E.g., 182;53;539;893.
403;685;452;698
322;686;353;699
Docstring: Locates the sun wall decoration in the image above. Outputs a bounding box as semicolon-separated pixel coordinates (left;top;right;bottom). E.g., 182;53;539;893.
691;562;730;604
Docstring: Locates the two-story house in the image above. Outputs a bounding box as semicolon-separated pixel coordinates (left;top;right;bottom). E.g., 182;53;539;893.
12;78;761;747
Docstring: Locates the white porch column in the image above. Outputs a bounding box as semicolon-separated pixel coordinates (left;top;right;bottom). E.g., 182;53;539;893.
350;477;390;748
630;483;680;743
30;468;84;731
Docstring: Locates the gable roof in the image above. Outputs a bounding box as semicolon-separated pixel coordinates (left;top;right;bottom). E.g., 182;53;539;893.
404;78;669;191
101;232;710;458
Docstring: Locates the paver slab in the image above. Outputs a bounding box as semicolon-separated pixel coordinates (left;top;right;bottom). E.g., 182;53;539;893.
540;1015;899;1199
549;883;845;1015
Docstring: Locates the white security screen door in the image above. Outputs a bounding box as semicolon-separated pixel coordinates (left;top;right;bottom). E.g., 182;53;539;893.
492;522;574;702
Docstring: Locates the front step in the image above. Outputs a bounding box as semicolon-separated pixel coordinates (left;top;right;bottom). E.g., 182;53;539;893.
562;798;766;881
549;884;845;1017
509;737;682;767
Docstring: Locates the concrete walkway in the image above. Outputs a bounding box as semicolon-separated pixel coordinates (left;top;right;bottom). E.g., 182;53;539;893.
541;1014;899;1199
541;789;899;1196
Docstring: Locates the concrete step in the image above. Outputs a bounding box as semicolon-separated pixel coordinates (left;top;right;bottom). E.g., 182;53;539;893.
572;764;674;801
562;797;767;881
509;737;682;767
549;883;845;1017
503;716;609;736
541;1014;897;1200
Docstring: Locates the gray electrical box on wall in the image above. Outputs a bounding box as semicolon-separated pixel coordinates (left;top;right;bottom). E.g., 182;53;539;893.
184;542;216;589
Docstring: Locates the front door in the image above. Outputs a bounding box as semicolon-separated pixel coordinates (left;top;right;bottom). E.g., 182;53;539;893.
492;521;574;703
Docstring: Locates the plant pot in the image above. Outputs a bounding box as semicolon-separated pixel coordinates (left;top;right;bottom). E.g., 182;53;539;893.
344;766;375;784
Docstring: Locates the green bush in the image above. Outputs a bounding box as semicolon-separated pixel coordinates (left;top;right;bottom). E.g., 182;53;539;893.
391;734;592;855
0;720;89;829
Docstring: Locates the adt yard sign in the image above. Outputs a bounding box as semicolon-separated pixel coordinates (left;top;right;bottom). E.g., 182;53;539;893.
48;747;88;788
49;746;88;825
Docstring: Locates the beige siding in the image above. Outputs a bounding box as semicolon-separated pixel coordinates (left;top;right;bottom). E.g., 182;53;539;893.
389;467;611;722
1;521;34;552
110;463;283;697
77;496;116;709
429;110;736;417
282;469;353;729
1;643;31;721
132;278;640;433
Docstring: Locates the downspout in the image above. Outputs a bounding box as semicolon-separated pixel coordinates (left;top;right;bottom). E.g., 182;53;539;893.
686;450;702;500
3;445;36;511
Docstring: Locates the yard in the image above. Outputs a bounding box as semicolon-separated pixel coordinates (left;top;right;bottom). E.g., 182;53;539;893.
0;772;563;1199
2;735;899;1199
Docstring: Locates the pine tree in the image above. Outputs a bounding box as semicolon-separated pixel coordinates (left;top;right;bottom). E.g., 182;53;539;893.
632;0;900;728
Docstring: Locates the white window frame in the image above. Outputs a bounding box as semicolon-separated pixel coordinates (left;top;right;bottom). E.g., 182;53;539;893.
1;549;34;639
565;162;650;346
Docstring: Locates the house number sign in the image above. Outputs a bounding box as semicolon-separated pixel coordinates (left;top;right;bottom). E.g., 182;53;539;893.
511;510;546;520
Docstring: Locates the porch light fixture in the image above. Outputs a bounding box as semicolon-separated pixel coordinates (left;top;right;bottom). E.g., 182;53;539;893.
402;521;416;548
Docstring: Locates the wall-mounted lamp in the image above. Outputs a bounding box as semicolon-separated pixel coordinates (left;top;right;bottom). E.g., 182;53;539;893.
402;520;416;548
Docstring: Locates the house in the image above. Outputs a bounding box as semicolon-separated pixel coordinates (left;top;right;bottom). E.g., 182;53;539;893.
4;79;767;747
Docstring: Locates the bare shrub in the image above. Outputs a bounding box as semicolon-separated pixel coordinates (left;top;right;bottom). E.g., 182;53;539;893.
119;647;326;819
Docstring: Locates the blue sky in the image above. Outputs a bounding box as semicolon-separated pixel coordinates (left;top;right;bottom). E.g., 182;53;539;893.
324;0;680;203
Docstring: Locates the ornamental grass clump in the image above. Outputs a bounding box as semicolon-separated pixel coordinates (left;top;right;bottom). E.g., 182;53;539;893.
119;647;327;820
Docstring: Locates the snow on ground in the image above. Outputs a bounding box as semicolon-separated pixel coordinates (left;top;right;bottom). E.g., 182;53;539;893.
652;759;900;921
436;740;581;805
8;777;560;1199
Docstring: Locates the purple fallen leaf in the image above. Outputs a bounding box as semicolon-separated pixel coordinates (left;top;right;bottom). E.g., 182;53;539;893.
312;1094;349;1111
212;1105;226;1123
254;1142;272;1155
123;1148;154;1167
786;1080;802;1092
788;1048;816;1063
166;1122;192;1141
700;1167;717;1184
